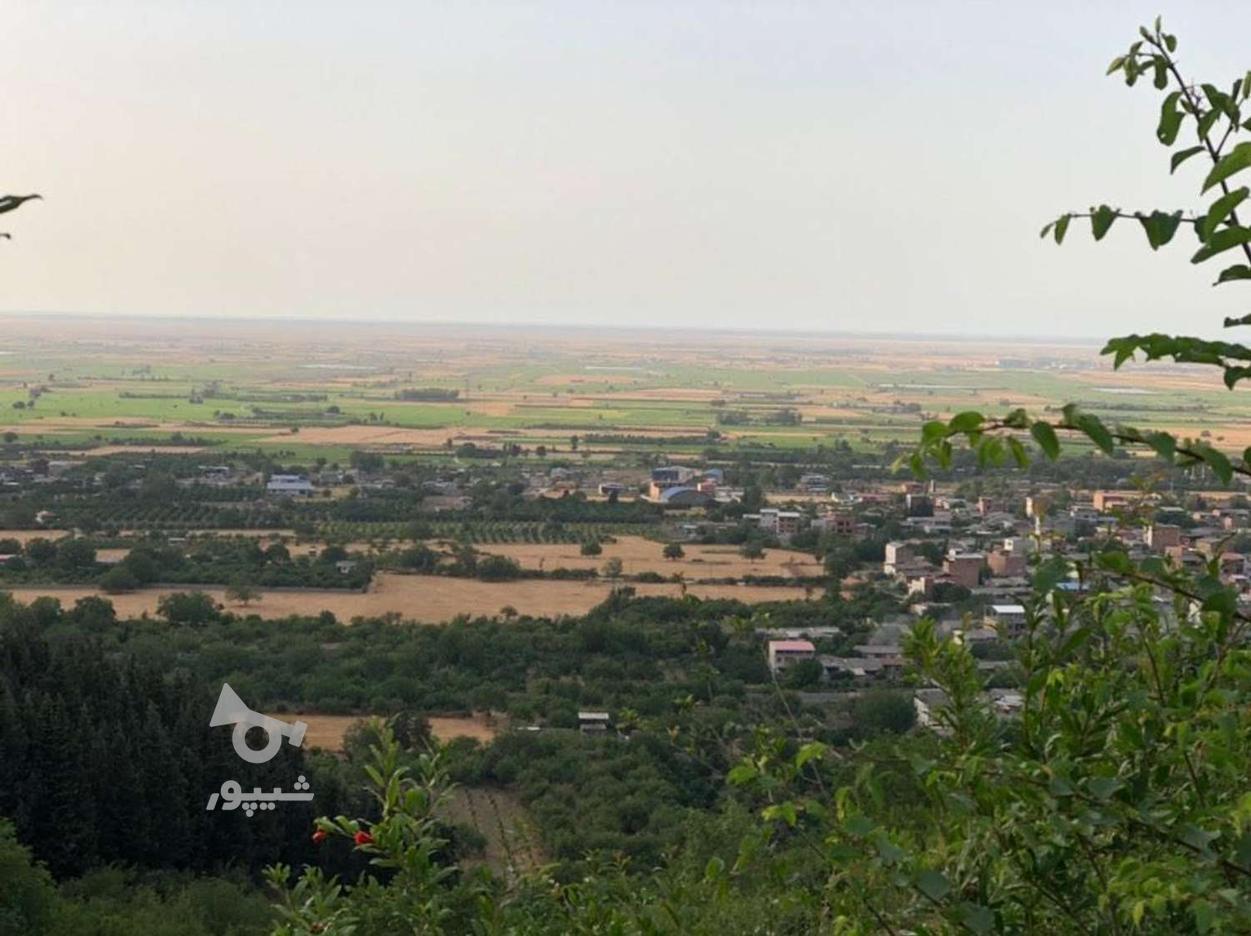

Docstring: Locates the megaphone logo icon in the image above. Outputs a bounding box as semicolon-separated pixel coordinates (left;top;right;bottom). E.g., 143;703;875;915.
210;683;307;765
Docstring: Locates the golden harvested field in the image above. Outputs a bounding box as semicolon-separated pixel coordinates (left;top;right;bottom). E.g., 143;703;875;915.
3;573;815;622
279;713;501;752
0;529;71;544
469;535;822;579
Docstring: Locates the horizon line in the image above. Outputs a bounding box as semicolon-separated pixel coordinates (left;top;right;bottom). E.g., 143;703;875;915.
0;308;1108;346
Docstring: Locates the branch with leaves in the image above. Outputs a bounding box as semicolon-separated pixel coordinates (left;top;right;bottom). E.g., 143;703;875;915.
0;194;41;239
911;19;1251;480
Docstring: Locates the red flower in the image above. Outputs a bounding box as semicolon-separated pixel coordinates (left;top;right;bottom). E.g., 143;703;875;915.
353;830;373;846
311;830;327;845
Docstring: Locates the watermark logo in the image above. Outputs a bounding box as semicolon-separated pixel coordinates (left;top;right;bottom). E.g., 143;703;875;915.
205;682;313;817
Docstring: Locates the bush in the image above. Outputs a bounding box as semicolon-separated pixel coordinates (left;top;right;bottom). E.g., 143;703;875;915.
477;555;522;581
99;566;141;594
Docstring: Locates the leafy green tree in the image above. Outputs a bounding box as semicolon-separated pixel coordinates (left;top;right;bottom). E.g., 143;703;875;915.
98;566;140;594
739;541;765;563
398;543;439;572
23;538;55;566
580;539;603;557
477;554;521;581
225;579;261;606
780;657;823;689
663;542;685;560
55;537;97;571
155;591;220;626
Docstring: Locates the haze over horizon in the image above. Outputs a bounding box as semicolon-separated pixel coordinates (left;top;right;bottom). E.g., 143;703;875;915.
4;2;1249;338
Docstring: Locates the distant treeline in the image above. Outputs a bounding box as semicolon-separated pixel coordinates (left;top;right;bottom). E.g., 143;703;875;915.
394;388;460;401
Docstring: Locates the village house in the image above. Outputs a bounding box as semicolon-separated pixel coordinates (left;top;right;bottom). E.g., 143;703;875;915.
266;474;315;497
943;551;984;589
820;655;884;681
766;639;815;676
577;711;611;734
986;603;1027;635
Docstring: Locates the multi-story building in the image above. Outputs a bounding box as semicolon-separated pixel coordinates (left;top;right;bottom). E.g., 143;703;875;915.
766;639;816;675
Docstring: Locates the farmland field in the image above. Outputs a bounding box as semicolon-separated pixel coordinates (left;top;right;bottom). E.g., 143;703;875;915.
281;713;501;752
2;574;817;622
471;534;823;579
3;315;1246;459
3;315;1244;622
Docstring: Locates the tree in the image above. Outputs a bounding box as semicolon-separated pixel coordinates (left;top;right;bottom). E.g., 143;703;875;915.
477;555;521;581
66;596;116;630
98;566;140;594
601;557;624;582
580;539;603;557
832;21;1251;931
781;657;823;689
350;450;385;473
155;591;220;626
663;542;685;561
739;541;765;563
398;544;439;572
225;579;261;607
320;544;349;564
23;539;55;566
848;689;916;738
55;538;97;572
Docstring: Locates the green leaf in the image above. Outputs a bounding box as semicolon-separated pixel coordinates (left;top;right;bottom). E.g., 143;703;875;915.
1138;210;1184;249
1191;226;1251;264
1216;264;1251;285
1152;58;1168;90
1202;186;1249;239
1180;824;1217;855
1053;214;1071;244
0;194;41;217
762;801;798;827
1074;413;1115;454
947;411;985;434
1105;56;1125;76
726;763;757;786
1007;436;1029;468
1145;431;1177;460
1197;444;1234;482
1198;107;1222;140
1088;776;1124;800
1171;146;1204;173
843;815;874;837
1157;91;1184;145
1030;422;1060;459
1091;205;1116;240
959;903;996;935
1203;141;1251;193
915;869;951;901
795;741;825;769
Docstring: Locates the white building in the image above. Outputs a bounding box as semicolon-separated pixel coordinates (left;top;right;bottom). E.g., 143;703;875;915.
267;474;315;497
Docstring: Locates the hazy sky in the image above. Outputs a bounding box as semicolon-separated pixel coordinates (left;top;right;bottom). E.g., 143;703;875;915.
2;2;1249;337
